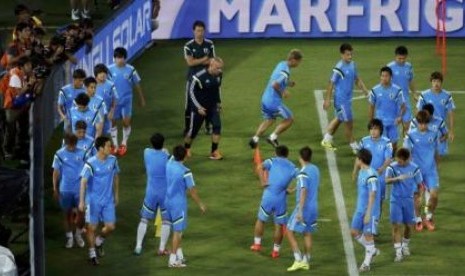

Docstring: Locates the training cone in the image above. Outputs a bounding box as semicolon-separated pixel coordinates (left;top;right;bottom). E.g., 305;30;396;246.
154;208;162;238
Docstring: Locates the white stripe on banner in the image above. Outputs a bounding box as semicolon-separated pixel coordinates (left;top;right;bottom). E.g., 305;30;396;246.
152;0;185;39
314;90;359;276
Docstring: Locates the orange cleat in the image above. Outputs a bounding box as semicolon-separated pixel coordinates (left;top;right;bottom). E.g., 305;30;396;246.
271;250;280;259
111;145;118;156
424;219;435;231
209;150;223;160
415;221;424;232
250;244;261;252
117;145;127;156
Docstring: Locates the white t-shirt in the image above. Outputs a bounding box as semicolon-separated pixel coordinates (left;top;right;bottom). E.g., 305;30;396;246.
9;74;22;89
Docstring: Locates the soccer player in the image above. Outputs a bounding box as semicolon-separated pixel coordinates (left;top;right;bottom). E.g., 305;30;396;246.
52;133;86;249
403;110;439;231
94;63;118;137
83;77;107;122
351;148;381;273
74;120;96;159
388;46;417;134
250;145;297;259
321;43;369;153
183;20;215;135
69;93;103;139
165;145;206;268
385;148;423;262
286;146;320;272
248;49;303;149
409;104;448;155
184;57;224;160
79;136;120;265
108;47;146;156
355;119;393;215
134;133;171;256
368;66;405;152
57;68;86;132
416;71;455;156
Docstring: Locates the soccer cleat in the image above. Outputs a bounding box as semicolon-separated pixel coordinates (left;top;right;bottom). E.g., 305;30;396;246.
271;250;280;259
209;150;223;160
168;261;186;268
89;257;99;266
65;237;74;249
402;247;411;256
321;140;337;150
286;261;309;272
249;139;258;149
358;263;370;273
117;145;127;156
266;138;279;148
75;234;85;248
157;249;169;256
250;244;261;252
111;145;118;156
424;219;435;231
96;244;105;257
134;247;142;256
415;221;424;232
71;9;80;20
394;254;403;262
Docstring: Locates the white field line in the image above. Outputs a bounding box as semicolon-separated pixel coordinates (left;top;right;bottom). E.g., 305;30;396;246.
314;90;359;276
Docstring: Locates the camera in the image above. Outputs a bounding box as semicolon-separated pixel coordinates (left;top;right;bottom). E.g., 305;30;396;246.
33;65;50;79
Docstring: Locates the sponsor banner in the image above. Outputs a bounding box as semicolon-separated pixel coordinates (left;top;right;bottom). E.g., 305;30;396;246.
73;0;153;75
152;0;465;39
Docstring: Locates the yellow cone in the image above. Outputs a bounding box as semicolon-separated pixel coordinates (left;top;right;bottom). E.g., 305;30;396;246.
154;208;162;238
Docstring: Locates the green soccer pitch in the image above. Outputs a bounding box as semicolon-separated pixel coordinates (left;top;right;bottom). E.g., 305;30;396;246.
44;38;465;275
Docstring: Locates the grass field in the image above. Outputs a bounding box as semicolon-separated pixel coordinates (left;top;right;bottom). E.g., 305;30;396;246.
44;38;465;275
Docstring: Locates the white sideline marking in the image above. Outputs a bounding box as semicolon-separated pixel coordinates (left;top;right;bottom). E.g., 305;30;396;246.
314;90;359;276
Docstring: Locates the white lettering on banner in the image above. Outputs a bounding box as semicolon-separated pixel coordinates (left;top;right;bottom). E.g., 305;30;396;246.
425;0;464;32
299;0;332;32
370;0;402;32
408;0;421;32
210;0;251;33
253;0;295;32
207;0;465;35
336;0;364;32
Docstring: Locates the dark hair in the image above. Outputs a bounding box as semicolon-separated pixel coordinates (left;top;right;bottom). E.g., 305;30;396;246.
340;43;353;54
367;118;384;135
75;120;87;130
63;133;78;147
84;77;97;87
415;110;430;124
16;22;31;32
172;145;187;161
430;71;443;82
150;133;165;150
74;93;90;106
380;66;393;76
192;20;206;30
422;103;435;116
33;27;45;36
395;147;410;161
357;148;372;165
95;136;111;151
94;63;109;76
299;146;312;162
72;69;87;79
114;47;128;59
395;46;408;56
14;4;30;16
275;145;289;158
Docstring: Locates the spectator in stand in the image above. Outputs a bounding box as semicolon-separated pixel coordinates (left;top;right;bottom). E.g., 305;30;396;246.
2;56;35;163
70;0;91;21
44;35;77;65
13;4;43;41
2;23;33;70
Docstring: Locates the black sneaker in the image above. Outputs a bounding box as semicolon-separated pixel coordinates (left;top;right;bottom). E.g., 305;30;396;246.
266;138;279;148
248;139;258;149
96;244;105;257
89;257;99;266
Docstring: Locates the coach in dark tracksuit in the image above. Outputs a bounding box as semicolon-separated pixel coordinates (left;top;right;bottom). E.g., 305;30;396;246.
184;57;224;160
